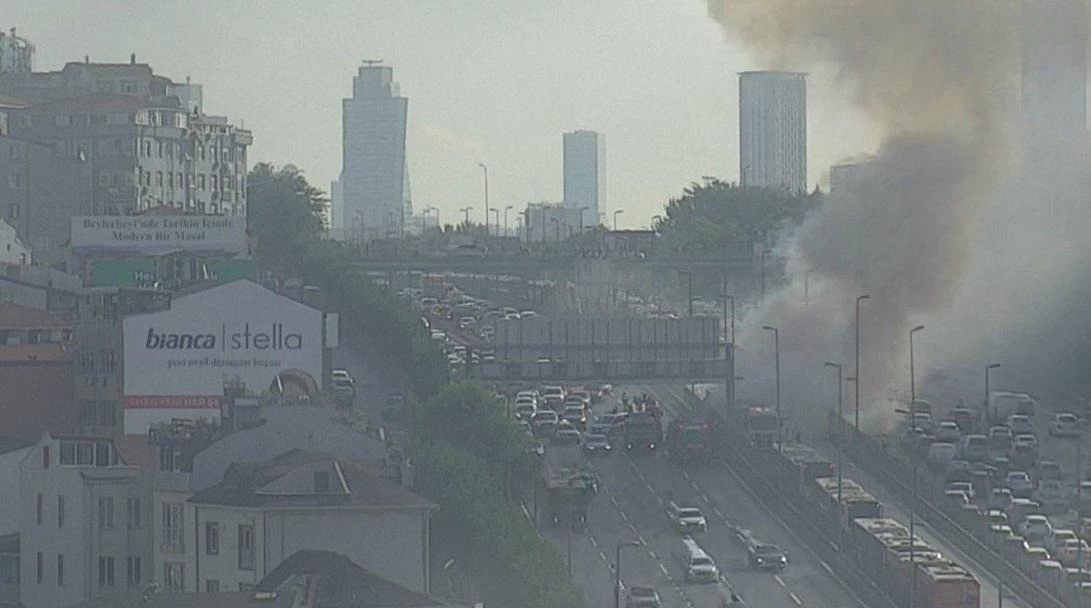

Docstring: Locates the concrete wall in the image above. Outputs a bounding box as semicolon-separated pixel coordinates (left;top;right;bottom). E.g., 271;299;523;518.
0;447;31;534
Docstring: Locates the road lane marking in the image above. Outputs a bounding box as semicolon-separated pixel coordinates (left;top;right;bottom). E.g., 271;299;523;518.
619;510;630;522
713;506;724;518
629;523;638;533
659;563;669;575
789;591;803;606
589;535;599;548
649;550;658;559
775;575;786;587
682;470;692;481
610;496;619;507
600;550;609;562
645;483;656;494
698;491;710;502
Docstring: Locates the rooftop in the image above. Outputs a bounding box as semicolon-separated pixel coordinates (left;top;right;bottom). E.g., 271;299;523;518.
0;343;67;362
23;92;171;113
0;301;72;329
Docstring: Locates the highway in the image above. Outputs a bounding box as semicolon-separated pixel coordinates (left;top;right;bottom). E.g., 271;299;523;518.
536;385;867;608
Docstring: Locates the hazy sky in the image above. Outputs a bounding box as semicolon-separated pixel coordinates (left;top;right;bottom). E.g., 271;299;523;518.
10;1;877;228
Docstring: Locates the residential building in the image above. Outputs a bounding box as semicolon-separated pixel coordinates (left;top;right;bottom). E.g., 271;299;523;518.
0;303;75;441
340;63;410;239
0;131;76;262
185;450;436;594
0;263;80;314
0;29;34;75
18;433;150;608
0;218;29;264
563;130;606;228
739;71;808;193
0;533;16;608
0;438;33;534
75;549;464;608
1021;0;1088;156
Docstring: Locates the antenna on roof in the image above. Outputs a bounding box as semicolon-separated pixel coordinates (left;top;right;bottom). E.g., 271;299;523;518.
361;59;384;67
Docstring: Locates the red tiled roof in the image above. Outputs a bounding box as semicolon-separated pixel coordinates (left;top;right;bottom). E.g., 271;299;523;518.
113;435;155;473
0;343;68;362
0;301;72;329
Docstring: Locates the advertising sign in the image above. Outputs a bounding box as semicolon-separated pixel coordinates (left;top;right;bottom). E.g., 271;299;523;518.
92;258;257;288
122;280;323;433
71;215;247;256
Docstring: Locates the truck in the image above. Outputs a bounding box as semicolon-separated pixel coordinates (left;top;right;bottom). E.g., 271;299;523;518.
541;445;594;527
624;411;662;452
744;406;779;449
666;420;712;464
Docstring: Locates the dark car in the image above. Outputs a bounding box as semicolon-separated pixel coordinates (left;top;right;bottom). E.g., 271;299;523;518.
626;585;661;608
747;542;788;571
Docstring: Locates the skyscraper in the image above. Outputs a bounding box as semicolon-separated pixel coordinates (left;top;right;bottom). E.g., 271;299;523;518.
738;71;807;193
563;130;606;228
1020;0;1087;155
341;63;409;239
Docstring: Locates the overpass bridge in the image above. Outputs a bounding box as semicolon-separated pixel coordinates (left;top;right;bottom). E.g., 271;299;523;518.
352;254;757;277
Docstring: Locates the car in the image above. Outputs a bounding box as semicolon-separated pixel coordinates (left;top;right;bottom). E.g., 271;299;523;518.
554;425;582;445
986;509;1009;531
944;489;971;507
1036;479;1070;513
626;585;661;608
504;312;521;320
989;488;1013;510
947;481;975;502
1007;414;1034;436
1020;514;1053;541
562;405;587;428
927;442;957;468
945;459;972;483
935;421;961;443
1006;471;1034;498
1049;529;1080;553
479;325;496;339
531;410;559;434
951;406;979;433
458;316;477;331
913;412;935;432
1056;538;1091;567
513;400;537;419
1050;413;1081;438
583;432;613;454
1038;460;1063;482
519;310;539;319
330;369;354;386
668;502;708;532
961;434;989;462
597;412;629;436
747;542;788;571
989;425;1014;451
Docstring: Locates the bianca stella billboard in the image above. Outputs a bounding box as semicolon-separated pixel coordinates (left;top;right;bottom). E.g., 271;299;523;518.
121;280;324;434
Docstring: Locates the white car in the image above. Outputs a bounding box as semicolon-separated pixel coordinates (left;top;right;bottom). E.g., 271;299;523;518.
513;399;537;419
1048;529;1079;553
1049;413;1080;438
330;369;354;386
1007;414;1033;436
935;421;961;443
1019;514;1053;542
947;481;975;502
1012;433;1039;450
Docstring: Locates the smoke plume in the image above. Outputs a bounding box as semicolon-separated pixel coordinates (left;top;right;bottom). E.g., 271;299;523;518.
706;0;1026;428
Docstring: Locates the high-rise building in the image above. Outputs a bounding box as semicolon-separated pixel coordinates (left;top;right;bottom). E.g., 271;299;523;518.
563;130;606;228
341;63;409;240
1020;0;1087;155
738;71;807;193
329;178;343;236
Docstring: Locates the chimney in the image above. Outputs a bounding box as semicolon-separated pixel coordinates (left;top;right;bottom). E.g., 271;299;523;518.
130;53;136;65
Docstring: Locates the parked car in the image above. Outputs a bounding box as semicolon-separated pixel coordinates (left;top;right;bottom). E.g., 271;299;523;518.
1049;413;1081;438
532;410;559;435
1038;460;1063;482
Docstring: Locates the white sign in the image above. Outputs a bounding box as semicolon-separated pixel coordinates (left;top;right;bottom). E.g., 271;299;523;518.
71;215;247;255
122;280;323;433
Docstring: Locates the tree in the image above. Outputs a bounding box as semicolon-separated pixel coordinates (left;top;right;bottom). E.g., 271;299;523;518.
655;178;821;257
246;163;327;266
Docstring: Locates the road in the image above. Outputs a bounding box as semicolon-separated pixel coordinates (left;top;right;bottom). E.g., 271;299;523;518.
536;384;867;608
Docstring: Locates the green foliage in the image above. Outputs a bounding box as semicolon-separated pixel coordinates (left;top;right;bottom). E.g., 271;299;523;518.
247;163;328;268
655;178;821;257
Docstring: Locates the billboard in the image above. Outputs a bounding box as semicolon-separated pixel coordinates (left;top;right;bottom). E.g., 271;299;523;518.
122;280;324;434
71;215;247;256
91;258;257;288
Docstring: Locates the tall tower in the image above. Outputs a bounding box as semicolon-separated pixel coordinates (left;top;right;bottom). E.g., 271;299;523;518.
563;130;606;228
341;62;409;239
738;71;807;193
1020;0;1088;157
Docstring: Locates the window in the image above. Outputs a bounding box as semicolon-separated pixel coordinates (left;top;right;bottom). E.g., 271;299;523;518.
163;562;184;593
98;556;115;587
57;495;64;528
36;493;42;525
95;441;111;466
98;402;116;428
127;497;141;529
205;579;219;593
6;174;19;189
78;349;96;374
126;556;141;586
77;442;94;465
36;552;42;584
176;172;183;189
205;522;219;555
198;174;205;191
156;171;163;188
238;524;254;571
57;554;63;586
59;441;76;465
161;503;183;551
7;204;18;220
211;175;218;191
42;446;49;469
99;350;117;373
98;496;114;530
157;141;163;158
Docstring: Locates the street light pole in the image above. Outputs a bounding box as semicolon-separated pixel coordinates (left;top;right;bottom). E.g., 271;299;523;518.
490;208;499;235
985;363;1001;424
459;206;474;225
908;324;925;608
613;209;624;231
478;163;489;237
722;286;735;413
854;295;871;432
614;541;640;608
825;361;844;547
762;325;782;456
504;205;513;236
678;270;693;317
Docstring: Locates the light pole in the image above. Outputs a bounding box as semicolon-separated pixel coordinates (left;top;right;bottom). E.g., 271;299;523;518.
854;295;871;432
762;325;782;456
824;362;844;518
577;206;589;234
678;270;693;317
909;325;925;415
907;324;924;608
985;363;1000;423
490;208;499;235
722;287;735;412
430;206;441;230
459;206;474;226
504;205;513;236
613;209;624;231
478;162;489;237
614;540;641;608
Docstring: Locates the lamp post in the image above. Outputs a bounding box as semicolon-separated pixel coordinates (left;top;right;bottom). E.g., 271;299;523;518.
985;363;1001;423
907;324;925;608
614;540;641;608
577;206;589;234
762;325;782;456
854;295;871;432
824;362;844;519
909;325;925;414
459;206;473;225
678;270;693;317
504;205;513;236
478;163;489;237
613;209;624;231
721;287;735;412
490;208;499;235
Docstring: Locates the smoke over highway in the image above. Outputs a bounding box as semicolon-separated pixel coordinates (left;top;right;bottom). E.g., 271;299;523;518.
702;1;1091;428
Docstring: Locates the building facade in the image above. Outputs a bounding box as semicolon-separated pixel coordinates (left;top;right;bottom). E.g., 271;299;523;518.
1021;0;1088;157
0;131;76;262
522;202;581;245
562;130;606;228
0;218;30;264
341;64;409;239
739;71;807;193
18;433;149;608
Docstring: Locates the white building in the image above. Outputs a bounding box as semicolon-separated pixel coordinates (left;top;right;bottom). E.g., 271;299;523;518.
18;433;150;608
739;71;808;193
1021;0;1087;157
522;202;581;245
563;130;606;228
0;217;30;264
341;63;410;240
0;440;32;535
184;450;435;594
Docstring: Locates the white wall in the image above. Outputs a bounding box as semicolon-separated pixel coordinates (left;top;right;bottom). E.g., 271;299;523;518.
0;447;30;534
0;219;30;265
